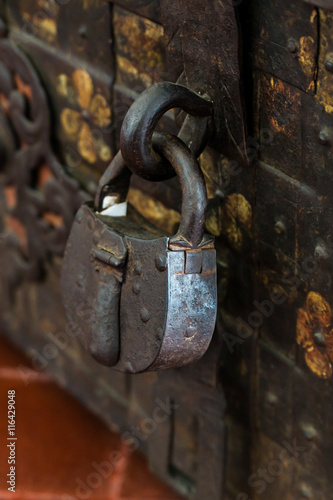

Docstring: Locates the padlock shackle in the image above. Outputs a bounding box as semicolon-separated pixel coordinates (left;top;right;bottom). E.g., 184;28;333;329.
153;132;208;249
94;151;132;211
120;82;213;181
94;133;209;249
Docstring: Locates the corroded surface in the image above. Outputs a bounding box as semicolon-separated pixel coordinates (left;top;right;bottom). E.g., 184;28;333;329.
1;1;333;499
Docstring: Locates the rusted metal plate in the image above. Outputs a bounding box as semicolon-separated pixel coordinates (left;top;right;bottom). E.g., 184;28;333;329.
303;0;333;8
161;0;248;164
243;0;318;93
104;0;161;23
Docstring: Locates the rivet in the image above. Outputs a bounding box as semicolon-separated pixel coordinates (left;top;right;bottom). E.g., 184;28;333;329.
313;330;326;347
124;361;134;373
274;220;286;235
287;38;298;53
302;423;317;441
93;234;99;245
155;253;167;272
76;275;84;287
314;243;329;260
87;217;94;230
156;327;164;341
134;263;142;275
76;212;83;223
132;283;141;295
81;108;91;121
140;308;150;323
318;130;330;145
185;326;196;338
215;188;225;200
79;24;88;39
300;483;313;499
266;392;278;406
325;59;333;73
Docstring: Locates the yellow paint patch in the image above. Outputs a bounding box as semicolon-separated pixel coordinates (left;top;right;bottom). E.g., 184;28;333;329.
114;7;165;88
298;36;316;79
222;193;252;252
60;108;82;137
72;69;93;110
262;75;300;136
117;56;153;88
297;292;333;379
310;9;317;24
315;11;333;114
58;69;112;165
128;189;180;234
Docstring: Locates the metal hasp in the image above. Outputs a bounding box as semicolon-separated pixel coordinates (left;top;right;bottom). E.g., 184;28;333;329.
302;0;333;7
61;82;217;373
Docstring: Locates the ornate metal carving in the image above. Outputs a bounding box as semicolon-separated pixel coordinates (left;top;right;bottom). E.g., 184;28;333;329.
0;19;85;300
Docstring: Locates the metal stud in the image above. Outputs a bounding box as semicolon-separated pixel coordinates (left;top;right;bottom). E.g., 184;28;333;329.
318;130;330;146
140;308;150;323
76;275;84;288
287;38;298;53
313;331;326;347
266;392;278;406
134;263;142;275
156;327;164;341
314;243;329;260
302;423;317;441
155;253;167;272
79;24;88;39
185;326;196;338
325;59;333;73
274;220;286;235
87;217;94;230
300;483;313;499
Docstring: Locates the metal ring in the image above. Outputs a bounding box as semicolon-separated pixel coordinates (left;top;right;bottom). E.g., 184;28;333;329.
152;132;208;248
120;82;213;181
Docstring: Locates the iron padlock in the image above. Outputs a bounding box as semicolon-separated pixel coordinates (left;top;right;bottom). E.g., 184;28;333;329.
61;133;217;373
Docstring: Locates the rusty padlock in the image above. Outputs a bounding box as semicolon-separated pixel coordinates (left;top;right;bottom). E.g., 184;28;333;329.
61;132;217;373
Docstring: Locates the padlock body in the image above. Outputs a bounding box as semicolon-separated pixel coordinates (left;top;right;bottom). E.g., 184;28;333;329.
114;242;217;373
62;203;217;373
148;247;217;371
61;203;127;367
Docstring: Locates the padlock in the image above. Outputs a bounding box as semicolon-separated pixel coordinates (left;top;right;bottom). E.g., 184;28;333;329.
61;132;217;373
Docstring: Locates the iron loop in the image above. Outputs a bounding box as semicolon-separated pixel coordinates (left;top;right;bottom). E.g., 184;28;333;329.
120;82;213;181
152;132;210;249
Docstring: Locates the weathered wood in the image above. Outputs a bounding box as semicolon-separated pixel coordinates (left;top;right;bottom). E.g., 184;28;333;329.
113;6;166;92
1;1;333;499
